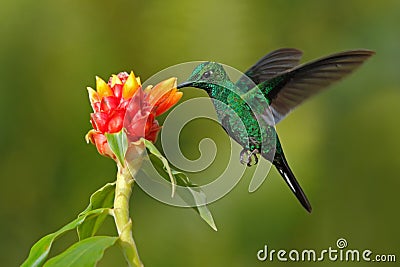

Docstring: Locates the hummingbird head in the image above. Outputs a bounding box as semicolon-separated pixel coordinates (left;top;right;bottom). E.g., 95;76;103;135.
177;62;229;94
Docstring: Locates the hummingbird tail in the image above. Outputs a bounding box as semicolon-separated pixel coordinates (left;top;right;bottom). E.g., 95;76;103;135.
273;153;312;213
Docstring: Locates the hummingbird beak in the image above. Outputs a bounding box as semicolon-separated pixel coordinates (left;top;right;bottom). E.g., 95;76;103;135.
177;81;194;89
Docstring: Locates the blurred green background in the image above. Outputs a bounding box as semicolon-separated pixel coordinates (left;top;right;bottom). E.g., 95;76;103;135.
1;0;399;266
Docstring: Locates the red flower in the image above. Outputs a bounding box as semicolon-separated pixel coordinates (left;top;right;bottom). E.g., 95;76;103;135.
86;71;182;159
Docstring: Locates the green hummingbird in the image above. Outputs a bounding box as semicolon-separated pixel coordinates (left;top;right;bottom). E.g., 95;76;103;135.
177;48;374;212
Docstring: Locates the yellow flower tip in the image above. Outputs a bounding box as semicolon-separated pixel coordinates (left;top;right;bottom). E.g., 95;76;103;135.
110;74;123;87
95;76;113;97
164;77;178;89
144;85;153;93
143;84;153;94
175;91;183;101
87;87;99;104
85;129;96;144
122;71;140;99
172;77;178;88
136;76;141;85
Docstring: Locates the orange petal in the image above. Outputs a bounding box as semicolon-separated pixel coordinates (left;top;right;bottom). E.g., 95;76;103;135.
169;90;183;106
155;89;183;116
85;130;116;159
96;76;113;98
147;77;177;106
122;71;140;99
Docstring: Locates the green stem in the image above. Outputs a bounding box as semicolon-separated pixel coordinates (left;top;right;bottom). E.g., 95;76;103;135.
114;163;143;267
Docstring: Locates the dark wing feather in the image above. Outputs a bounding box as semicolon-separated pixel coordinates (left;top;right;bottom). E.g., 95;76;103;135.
265;49;375;123
235;48;303;92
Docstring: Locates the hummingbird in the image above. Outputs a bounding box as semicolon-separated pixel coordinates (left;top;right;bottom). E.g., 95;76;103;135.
177;48;374;212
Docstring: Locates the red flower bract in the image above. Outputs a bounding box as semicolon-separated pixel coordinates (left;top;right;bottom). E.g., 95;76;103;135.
86;71;182;159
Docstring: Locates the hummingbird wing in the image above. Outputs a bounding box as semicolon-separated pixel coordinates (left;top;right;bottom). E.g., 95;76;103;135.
235;48;303;92
260;49;375;124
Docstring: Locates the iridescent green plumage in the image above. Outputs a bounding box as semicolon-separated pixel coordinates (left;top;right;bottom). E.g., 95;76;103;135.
178;48;374;212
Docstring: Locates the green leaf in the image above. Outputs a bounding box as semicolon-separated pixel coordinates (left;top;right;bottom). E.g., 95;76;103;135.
78;183;116;240
143;141;217;231
106;130;128;167
172;170;217;231
142;138;176;197
79;183;116;215
43;236;118;267
187;187;217;231
21;209;109;267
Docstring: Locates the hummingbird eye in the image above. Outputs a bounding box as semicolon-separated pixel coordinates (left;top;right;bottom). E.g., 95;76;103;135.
202;70;213;79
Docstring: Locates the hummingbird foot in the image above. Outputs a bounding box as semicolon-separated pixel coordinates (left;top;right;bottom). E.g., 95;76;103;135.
240;148;259;166
247;149;259;166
